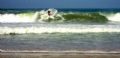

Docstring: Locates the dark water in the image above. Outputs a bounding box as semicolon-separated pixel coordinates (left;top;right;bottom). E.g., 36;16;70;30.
0;8;120;13
0;33;120;51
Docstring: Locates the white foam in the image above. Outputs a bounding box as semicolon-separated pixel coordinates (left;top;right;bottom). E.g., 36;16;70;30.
106;13;120;21
0;25;120;34
0;9;59;23
1;50;120;54
1;10;120;23
0;14;35;23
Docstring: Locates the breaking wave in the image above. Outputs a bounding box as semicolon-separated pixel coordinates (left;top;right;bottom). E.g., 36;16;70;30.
0;24;120;34
0;14;35;23
0;9;120;23
106;13;120;21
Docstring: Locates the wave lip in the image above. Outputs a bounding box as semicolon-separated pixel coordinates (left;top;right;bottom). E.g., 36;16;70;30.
106;13;120;22
1;9;120;23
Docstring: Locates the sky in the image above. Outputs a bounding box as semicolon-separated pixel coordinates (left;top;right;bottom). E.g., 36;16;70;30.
0;0;120;8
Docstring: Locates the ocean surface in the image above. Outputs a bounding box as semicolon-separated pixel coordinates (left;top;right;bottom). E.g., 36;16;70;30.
0;9;120;58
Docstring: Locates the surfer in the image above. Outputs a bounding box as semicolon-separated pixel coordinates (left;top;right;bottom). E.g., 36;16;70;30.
48;10;51;16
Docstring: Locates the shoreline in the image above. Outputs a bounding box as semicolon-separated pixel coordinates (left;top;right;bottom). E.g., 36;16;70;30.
1;50;120;54
0;52;120;58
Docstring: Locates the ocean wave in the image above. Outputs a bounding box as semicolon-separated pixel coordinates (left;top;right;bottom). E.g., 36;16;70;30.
62;13;108;23
106;13;120;21
0;24;120;34
0;9;120;23
0;14;35;23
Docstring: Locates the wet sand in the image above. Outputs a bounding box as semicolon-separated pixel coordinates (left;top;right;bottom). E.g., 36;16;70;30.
0;52;120;58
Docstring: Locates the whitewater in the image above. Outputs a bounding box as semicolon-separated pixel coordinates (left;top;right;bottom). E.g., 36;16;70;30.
0;9;120;34
0;9;120;23
1;9;120;55
0;23;120;34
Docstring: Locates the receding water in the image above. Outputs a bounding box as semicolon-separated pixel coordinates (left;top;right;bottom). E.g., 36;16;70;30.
0;32;120;52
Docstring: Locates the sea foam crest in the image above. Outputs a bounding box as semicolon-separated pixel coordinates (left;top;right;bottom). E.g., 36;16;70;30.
0;9;120;23
0;8;63;23
106;13;120;21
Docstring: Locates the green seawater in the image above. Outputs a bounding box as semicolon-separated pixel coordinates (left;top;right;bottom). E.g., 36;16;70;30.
0;9;113;23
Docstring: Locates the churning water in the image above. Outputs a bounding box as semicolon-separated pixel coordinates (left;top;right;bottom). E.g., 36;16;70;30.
0;9;120;53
